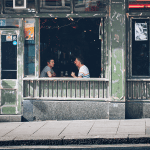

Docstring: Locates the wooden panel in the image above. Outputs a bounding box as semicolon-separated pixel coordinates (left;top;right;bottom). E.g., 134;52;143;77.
76;81;80;98
95;81;98;98
133;82;137;99
35;80;39;97
90;81;94;98
62;81;67;97
104;81;107;98
24;81;29;97
43;81;48;97
142;82;146;99
49;81;53;97
81;81;85;98
53;80;57;97
147;82;150;99
127;81;132;99
39;81;44;97
137;82;142;99
99;81;103;98
29;80;34;97
67;81;71;98
58;81;62;97
72;81;76;98
85;81;89;98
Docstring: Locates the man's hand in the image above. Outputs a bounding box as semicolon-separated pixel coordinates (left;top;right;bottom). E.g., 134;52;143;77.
52;72;56;77
71;72;76;78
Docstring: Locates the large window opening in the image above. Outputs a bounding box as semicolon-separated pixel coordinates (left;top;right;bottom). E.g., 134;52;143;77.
40;18;101;78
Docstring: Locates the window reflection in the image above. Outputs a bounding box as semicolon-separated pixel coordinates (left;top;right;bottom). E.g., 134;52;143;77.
74;0;107;12
40;0;70;12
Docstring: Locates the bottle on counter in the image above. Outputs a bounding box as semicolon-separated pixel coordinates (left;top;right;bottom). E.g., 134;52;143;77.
65;71;68;77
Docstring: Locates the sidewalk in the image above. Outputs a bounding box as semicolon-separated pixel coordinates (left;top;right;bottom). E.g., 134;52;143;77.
0;119;150;146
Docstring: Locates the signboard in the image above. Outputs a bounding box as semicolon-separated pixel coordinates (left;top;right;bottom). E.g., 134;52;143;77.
0;19;6;26
135;23;148;41
25;23;34;40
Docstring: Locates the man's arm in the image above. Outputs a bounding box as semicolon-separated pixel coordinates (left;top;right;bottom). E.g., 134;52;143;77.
71;72;82;78
47;71;52;77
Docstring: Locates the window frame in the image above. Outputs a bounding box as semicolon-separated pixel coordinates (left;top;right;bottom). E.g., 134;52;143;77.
128;16;150;79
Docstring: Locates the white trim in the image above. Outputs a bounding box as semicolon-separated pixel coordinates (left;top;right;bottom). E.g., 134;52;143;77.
13;0;26;9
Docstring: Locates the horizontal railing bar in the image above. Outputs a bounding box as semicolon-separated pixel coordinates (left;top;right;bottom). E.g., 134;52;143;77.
127;79;150;81
23;77;109;81
2;70;17;71
23;97;110;101
126;99;150;102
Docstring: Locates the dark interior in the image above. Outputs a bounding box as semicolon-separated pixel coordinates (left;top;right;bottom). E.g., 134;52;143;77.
132;19;149;76
1;35;17;79
40;18;101;77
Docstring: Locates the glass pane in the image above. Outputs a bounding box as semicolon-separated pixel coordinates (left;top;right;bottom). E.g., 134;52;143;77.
40;0;70;12
24;19;35;76
4;0;35;13
132;19;149;76
74;0;107;12
1;35;17;79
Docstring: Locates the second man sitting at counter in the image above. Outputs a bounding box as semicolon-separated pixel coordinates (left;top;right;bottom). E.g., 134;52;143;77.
40;59;56;77
71;57;90;78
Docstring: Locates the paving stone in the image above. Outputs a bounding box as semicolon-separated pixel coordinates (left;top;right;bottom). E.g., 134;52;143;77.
120;120;145;126
93;121;119;128
88;127;117;135
32;128;65;136
117;126;145;134
60;126;91;136
5;122;46;137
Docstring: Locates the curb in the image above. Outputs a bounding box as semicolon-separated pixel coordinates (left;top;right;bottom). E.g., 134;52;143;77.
1;137;150;146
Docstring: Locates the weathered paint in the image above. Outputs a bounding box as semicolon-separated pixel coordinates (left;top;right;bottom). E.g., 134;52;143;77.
1;90;16;106
17;19;24;114
1;80;17;89
2;107;16;114
110;0;126;101
35;18;40;77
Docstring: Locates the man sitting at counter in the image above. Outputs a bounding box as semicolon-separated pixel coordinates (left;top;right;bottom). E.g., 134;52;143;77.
40;59;56;77
71;57;90;78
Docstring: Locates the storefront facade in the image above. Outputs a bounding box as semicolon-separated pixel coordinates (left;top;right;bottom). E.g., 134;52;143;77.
0;0;144;122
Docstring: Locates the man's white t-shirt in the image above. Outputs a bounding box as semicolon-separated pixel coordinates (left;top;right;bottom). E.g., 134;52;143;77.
78;65;90;78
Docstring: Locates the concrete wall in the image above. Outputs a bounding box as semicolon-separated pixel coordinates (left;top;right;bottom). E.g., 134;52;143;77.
23;100;125;121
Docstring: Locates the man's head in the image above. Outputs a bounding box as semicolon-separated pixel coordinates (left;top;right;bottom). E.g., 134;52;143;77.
47;59;55;68
74;57;84;68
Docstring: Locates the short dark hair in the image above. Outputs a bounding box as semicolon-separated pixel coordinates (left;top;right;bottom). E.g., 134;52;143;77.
47;58;54;63
76;56;84;64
